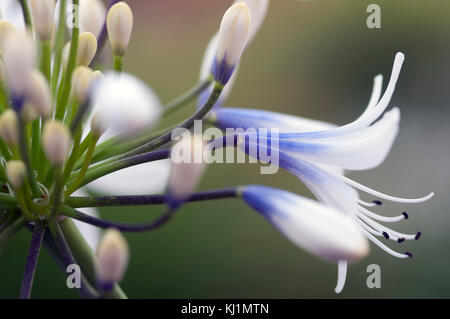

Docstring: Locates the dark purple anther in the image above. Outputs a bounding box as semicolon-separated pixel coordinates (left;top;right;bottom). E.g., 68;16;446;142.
397;238;405;243
415;232;422;240
405;252;413;258
382;232;389;239
373;200;383;206
402;212;409;219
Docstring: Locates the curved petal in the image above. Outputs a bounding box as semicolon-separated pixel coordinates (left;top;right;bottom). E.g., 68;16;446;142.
271;108;401;170
214;107;337;132
242;185;369;262
83;159;171;195
72;190;101;250
88;72;162;142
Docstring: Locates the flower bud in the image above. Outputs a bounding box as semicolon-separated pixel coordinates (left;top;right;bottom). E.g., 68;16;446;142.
0;109;19;147
90;112;108;139
42;120;71;166
0;20;15;55
235;0;269;42
96;229;129;291
80;0;107;38
21;103;39;123
26;70;52;118
62;41;71;70
6;160;26;189
214;3;251;85
106;2;133;57
30;0;56;41
72;66;95;104
3;31;37;101
167;134;208;210
77;32;98;66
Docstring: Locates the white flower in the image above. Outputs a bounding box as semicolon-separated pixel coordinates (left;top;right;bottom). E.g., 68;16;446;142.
0;0;25;30
106;1;133;57
215;52;434;293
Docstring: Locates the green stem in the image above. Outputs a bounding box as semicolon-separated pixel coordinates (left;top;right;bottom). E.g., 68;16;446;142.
31;118;41;172
73;83;223;182
18;120;40;197
62;125;82;185
0;216;27;251
113;55;123;72
65;136;98;197
39;41;52;81
19;0;33;29
55;0;80;120
163;76;213;117
50;168;63;219
51;0;67;95
59;218;127;299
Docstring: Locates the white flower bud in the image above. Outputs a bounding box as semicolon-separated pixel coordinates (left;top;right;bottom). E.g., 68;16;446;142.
167;134;208;209
0;20;15;55
42;120;71;166
3;31;37;99
21;103;39;123
30;0;56;41
62;41;71;70
234;0;268;42
106;2;133;57
90;72;161;140
80;0;106;38
6;160;26;189
0;109;19;146
96;229;129;291
26;70;52;118
77;32;98;66
72;66;95;104
90;112;108;138
214;3;251;85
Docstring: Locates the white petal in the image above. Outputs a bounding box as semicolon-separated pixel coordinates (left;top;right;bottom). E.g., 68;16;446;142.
243;185;369;262
88;72;162;142
80;0;106;38
277;108;401;170
234;0;269;42
0;0;25;30
72;189;101;250
84;159;171;195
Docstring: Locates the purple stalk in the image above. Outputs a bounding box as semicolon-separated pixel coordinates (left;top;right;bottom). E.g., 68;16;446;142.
66;188;238;207
20;223;45;299
63;188;238;232
49;222;99;299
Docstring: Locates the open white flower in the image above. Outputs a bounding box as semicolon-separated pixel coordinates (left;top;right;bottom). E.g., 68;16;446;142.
214;52;434;293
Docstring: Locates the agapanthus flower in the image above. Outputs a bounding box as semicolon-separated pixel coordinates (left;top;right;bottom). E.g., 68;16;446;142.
211;52;434;292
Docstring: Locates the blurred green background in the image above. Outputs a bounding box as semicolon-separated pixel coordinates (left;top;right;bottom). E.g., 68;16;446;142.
1;0;449;298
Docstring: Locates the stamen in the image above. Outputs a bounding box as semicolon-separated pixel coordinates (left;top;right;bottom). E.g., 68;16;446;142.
405;252;413;258
382;231;390;239
358;199;377;207
373;200;383;206
402;212;409;219
359;205;406;223
397;238;405;243
355;218;385;237
336;174;434;204
358;227;411;259
358;212;417;240
415;232;422;240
